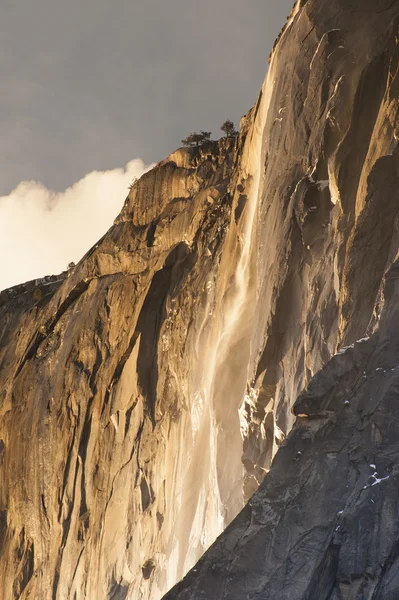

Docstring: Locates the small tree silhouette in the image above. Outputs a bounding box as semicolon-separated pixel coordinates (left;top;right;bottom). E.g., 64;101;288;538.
221;120;238;138
181;131;212;147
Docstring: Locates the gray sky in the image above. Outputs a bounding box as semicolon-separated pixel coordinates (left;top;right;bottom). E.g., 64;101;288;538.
2;0;293;193
0;0;294;290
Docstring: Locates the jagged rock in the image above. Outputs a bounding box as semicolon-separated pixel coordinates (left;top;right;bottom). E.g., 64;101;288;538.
2;0;399;598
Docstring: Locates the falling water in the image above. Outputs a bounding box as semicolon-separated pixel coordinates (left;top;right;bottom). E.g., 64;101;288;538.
161;2;305;590
187;51;280;546
184;0;306;554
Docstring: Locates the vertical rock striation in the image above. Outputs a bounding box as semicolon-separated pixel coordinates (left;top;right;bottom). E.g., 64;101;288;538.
2;0;399;598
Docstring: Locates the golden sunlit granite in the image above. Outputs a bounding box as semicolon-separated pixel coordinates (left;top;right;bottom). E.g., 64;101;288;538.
3;0;399;598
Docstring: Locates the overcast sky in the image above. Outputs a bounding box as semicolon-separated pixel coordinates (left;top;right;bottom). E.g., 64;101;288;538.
1;0;293;290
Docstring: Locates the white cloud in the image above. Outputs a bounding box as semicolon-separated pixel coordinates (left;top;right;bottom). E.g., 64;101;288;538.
0;158;154;291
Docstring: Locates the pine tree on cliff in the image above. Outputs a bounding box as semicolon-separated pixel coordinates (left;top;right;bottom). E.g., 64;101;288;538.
221;119;238;138
181;130;211;147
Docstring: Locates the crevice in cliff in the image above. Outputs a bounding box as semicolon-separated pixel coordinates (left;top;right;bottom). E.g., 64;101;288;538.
60;455;81;548
15;278;91;379
51;573;60;600
0;510;6;557
41;493;51;531
324;52;388;219
301;535;340;600
146;221;157;247
78;413;93;522
108;582;130;600
234;195;248;225
12;530;34;598
140;477;155;512
136;242;195;422
78;345;102;522
70;546;85;595
102;331;140;418
58;423;78;522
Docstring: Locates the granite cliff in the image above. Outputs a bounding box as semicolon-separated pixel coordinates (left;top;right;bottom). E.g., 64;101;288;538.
2;0;399;598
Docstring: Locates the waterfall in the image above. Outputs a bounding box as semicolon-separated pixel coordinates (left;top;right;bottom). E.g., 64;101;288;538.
161;6;305;589
187;52;280;547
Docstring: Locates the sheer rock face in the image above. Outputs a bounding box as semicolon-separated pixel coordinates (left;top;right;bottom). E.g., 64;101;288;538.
2;1;399;599
164;0;399;598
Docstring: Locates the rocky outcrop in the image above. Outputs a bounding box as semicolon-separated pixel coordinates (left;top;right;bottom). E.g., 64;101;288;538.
2;0;399;598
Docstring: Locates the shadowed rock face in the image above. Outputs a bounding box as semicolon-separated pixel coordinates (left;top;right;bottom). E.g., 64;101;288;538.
2;0;399;598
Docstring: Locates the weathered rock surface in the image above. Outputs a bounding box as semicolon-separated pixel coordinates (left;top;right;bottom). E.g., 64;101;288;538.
2;0;399;598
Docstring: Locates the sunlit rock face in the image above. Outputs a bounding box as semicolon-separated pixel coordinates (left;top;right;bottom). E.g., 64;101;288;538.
2;0;399;598
163;0;399;597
